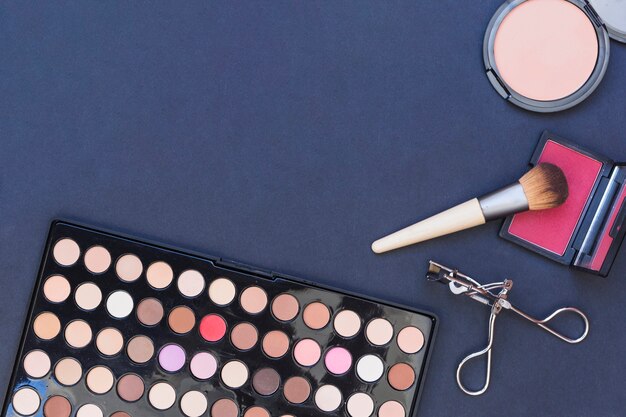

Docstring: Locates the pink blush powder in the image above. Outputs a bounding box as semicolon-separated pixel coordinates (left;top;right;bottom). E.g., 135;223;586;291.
494;0;599;101
508;140;603;255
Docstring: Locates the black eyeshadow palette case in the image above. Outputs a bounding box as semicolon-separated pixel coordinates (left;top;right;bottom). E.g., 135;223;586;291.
2;221;437;417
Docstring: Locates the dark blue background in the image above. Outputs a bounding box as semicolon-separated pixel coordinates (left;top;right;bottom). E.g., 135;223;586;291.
1;1;625;416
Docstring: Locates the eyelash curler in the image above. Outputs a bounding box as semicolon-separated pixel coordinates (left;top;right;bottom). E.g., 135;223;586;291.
426;261;590;396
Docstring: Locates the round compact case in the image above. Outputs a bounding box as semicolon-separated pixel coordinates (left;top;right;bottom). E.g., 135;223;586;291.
483;0;626;113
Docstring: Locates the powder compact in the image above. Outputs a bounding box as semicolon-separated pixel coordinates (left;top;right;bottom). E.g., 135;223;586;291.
2;221;437;417
500;131;626;276
483;0;626;112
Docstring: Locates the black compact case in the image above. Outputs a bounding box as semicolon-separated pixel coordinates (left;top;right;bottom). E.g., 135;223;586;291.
500;131;626;276
2;221;437;417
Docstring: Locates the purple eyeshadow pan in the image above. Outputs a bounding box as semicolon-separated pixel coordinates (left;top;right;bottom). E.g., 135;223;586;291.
158;344;186;373
2;222;435;417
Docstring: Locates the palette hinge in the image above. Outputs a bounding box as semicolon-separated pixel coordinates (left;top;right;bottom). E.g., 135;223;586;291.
584;4;604;28
214;258;275;280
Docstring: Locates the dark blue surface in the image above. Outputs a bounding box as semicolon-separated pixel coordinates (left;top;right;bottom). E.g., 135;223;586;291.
1;2;625;416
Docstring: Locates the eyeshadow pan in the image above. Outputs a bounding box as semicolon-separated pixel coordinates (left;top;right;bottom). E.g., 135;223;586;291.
33;311;61;340
126;335;155;364
148;382;176;410
136;297;164;326
211;398;238;417
168;306;196;334
231;322;258;351
76;404;103;417
397;326;424;354
221;360;249;388
115;254;143;282
366;318;394;346
86;365;114;394
53;238;80;266
84;245;111;274
378;400;405;417
43;275;71;303
283;376;311;404
146;261;174;289
199;314;227;342
347;392;375;417
110;412;131;417
243;407;270;417
23;349;51;378
333;310;361;338
314;384;342;412
208;278;237;306
54;357;82;386
240;286;268;314
388;363;415;391
74;282;102;311
12;386;40;416
271;293;299;322
106;290;134;319
177;269;205;298
158;343;186;373
64;319;92;348
324;346;352;375
303;302;330;329
293;338;322;367
252;367;280;396
180;390;208;417
262;330;290;358
190;351;218;380
356;354;385;382
116;373;144;402
95;327;124;356
43;395;71;417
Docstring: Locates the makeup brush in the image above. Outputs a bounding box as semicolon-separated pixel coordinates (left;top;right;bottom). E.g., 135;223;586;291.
371;163;568;253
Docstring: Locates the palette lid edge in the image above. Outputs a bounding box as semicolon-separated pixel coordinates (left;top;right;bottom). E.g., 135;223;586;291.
587;0;626;43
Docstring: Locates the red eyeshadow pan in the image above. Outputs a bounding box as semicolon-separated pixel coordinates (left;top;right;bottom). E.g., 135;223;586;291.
508;140;603;255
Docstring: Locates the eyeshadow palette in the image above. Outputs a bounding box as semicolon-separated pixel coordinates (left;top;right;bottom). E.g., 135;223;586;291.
2;221;437;417
501;131;626;276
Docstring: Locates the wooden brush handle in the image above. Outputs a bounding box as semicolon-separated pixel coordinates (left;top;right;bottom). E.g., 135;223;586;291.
371;198;486;253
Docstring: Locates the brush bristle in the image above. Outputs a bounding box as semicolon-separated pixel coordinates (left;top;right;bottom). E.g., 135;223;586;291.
519;163;569;210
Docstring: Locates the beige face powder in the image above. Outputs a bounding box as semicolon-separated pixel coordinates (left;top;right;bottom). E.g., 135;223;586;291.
493;0;599;101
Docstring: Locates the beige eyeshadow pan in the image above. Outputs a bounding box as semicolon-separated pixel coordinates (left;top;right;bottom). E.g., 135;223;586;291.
23;350;51;378
43;275;71;303
33;311;61;340
54;358;82;386
52;238;80;266
115;254;143;282
84;245;111;274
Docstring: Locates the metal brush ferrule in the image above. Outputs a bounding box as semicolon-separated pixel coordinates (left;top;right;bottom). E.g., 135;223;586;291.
478;182;529;222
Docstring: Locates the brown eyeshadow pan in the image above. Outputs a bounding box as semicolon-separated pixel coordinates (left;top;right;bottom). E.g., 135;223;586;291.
3;222;435;417
252;367;281;396
117;373;145;402
168;305;196;334
43;395;71;417
136;298;164;326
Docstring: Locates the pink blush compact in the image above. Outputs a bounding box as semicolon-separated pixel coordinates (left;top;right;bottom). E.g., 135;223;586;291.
508;140;603;255
501;131;626;276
